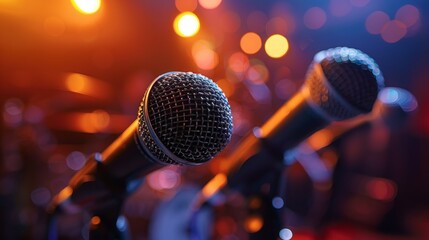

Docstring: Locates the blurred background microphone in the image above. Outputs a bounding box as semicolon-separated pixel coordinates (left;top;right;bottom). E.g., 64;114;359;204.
48;71;233;238
196;47;384;203
149;47;384;240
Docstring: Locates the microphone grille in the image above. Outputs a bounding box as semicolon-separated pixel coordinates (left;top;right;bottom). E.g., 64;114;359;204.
138;72;233;165
306;47;384;119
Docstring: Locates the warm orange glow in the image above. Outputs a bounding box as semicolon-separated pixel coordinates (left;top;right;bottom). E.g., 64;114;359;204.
192;40;219;70
173;12;200;37
91;216;101;225
265;34;289;58
76;110;110;133
216;79;235;97
228;52;249;74
175;0;197;12
240;32;262;54
260;92;303;137
198;0;222;9
44;17;65;37
71;0;101;14
307;129;334;150
244;215;263;233
202;173;227;199
66;73;87;93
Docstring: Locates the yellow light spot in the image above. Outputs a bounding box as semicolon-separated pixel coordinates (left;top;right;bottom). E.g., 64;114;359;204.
240;32;262;54
71;0;101;14
264;34;289;58
244;215;263;233
198;0;222;9
174;12;200;37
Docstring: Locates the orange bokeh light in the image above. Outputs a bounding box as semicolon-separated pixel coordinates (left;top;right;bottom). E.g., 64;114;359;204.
240;32;262;54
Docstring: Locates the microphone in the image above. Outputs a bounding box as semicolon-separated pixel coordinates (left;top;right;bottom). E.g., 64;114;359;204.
51;71;233;213
198;47;384;201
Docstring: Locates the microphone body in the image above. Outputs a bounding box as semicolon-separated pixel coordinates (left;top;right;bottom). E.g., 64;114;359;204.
199;47;384;202
51;72;233;213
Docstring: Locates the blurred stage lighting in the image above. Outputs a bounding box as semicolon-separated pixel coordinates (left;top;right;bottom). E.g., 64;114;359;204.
265;34;289;58
173;11;200;37
71;0;101;14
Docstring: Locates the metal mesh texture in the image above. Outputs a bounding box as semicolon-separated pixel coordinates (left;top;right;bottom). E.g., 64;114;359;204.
137;72;233;165
306;47;384;120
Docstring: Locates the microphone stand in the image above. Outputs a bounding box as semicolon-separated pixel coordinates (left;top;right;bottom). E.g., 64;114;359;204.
48;153;134;240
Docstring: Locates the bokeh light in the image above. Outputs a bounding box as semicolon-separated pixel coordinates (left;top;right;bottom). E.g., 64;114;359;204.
71;0;101;14
244;215;263;233
366;11;390;35
228;52;250;75
192;40;219;70
279;228;293;240
395;4;420;28
240;32;262;55
198;0;222;10
173;12;200;37
175;0;197;12
304;7;327;30
264;34;289;58
381;20;407;43
329;0;351;17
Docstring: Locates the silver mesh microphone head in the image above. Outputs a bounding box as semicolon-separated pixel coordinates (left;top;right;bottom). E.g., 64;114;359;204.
137;72;233;165
305;47;384;120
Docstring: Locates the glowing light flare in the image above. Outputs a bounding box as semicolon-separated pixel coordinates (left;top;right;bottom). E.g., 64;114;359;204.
395;5;420;28
366;11;390;35
198;0;222;9
91;216;101;225
173;12;200;37
175;0;197;12
240;32;262;54
381;20;407;43
71;0;101;15
307;129;334;150
202;173;227;199
244;215;263;233
304;7;327;30
265;34;289;58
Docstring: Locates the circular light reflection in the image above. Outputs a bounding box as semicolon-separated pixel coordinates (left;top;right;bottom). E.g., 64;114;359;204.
71;0;101;14
265;34;289;58
381;20;407;43
173;12;200;37
240;32;262;54
279;228;293;240
395;4;420;28
304;7;327;30
198;0;222;9
366;11;390;35
175;0;197;12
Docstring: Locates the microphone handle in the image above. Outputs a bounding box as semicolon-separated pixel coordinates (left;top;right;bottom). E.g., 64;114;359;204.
54;120;163;213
